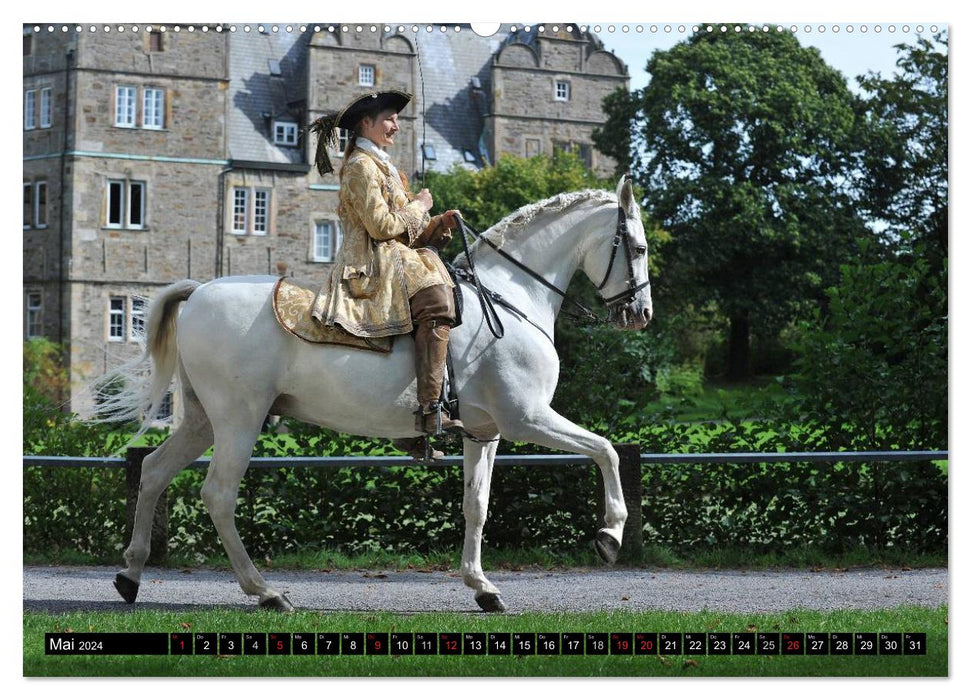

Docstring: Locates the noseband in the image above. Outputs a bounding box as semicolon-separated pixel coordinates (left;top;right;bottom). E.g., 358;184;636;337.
595;204;651;316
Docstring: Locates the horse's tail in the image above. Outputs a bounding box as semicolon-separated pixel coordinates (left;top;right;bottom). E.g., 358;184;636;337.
92;279;202;448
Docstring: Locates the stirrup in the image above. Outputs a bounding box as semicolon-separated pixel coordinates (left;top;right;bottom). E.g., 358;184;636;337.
416;401;464;436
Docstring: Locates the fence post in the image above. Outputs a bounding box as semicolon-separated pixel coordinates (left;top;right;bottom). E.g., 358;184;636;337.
124;447;168;565
596;443;643;565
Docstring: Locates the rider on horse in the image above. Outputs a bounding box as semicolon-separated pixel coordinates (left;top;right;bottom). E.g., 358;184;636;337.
310;90;464;451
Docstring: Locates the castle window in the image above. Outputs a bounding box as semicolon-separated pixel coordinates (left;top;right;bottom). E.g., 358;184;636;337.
313;220;344;262
40;88;51;128
130;297;147;341
358;64;375;87
143;88;165;129
115;86;137;127
555;80;571;102
24;89;36;130
25;292;43;339
273;121;299;146
149;31;163;52
231;186;271;235
106;179;146;229
108;297;126;341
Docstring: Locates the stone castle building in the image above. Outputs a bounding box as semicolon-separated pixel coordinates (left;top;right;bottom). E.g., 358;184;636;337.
22;23;628;418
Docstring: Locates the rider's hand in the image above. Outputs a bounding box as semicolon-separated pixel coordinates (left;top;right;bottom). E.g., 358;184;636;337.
416;189;433;212
440;209;462;230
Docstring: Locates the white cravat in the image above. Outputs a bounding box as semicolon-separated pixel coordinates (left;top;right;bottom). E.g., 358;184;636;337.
356;137;400;181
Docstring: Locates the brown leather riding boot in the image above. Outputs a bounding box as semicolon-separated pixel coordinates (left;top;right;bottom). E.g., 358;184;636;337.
414;321;464;435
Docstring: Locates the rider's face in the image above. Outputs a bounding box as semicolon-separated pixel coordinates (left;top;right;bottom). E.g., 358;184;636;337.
359;109;400;149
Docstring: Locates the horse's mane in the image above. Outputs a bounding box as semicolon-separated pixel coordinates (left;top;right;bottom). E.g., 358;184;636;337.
453;189;617;266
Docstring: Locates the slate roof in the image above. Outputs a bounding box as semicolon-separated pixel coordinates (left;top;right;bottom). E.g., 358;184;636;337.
407;25;511;173
228;29;310;166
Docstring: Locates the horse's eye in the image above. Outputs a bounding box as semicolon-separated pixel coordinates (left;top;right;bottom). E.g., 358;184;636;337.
635;246;647;257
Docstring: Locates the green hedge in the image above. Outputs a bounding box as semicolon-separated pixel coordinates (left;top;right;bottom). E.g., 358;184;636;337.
23;419;947;561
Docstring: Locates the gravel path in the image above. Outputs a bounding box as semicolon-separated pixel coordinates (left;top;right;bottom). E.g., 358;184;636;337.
23;565;948;614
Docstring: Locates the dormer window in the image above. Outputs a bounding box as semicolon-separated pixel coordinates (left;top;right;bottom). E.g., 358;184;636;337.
273;121;298;146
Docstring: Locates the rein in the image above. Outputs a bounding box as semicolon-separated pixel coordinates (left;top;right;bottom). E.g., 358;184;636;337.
453;200;645;343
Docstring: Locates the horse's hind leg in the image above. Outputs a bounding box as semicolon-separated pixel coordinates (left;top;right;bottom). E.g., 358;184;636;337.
460;435;505;612
500;408;628;564
116;379;213;603
201;418;293;612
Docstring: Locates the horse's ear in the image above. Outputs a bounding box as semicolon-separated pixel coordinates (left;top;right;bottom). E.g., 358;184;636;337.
617;174;635;213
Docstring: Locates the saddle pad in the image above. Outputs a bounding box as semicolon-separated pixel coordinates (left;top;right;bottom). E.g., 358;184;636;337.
272;277;393;353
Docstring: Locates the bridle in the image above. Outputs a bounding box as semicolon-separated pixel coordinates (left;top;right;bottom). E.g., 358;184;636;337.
452;182;649;343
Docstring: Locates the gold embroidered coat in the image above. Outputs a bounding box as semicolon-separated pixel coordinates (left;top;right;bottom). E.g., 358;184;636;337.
312;148;453;338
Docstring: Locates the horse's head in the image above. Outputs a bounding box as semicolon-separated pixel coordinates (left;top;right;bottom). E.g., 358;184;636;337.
581;175;653;330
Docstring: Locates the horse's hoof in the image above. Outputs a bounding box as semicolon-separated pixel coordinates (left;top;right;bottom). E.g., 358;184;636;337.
475;592;507;613
259;593;295;612
113;573;139;604
595;530;621;565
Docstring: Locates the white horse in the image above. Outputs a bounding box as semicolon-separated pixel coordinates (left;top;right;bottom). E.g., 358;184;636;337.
102;175;652;612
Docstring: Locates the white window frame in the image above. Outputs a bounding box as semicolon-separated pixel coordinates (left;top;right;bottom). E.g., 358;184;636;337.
34;181;48;229
313;219;343;263
108;297;126;342
26;292;43;339
142;87;165;129
129;297;147;341
337;128;350;153
358;64;375;87
273;121;298;146
106;179;146;229
554;80;571;102
230;186;272;236
24;89;36;130
115;86;137;127
40;87;51;128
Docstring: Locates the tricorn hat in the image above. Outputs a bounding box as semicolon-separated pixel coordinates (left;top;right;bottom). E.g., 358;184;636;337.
309;90;412;176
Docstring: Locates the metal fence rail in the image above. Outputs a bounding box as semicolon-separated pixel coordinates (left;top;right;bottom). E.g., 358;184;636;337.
23;447;948;565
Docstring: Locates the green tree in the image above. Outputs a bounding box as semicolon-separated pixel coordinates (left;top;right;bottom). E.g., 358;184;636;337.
853;34;947;262
606;28;867;379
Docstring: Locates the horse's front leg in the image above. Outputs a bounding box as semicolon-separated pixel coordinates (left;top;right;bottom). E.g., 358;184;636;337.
461;435;505;612
500;407;628;563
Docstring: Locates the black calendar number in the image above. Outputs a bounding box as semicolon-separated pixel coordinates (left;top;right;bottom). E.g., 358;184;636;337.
683;633;706;655
439;633;461;656
904;633;927;656
585;632;609;655
708;633;731;656
757;633;780;655
464;633;487;656
244;633;265;655
830;632;853;656
367;633;389;655
635;633;658;656
879;633;902;655
194;633;216;656
219;633;242;656
268;633;290;656
659;633;682;655
855;633;878;656
782;633;804;656
488;633;511;655
561;633;584;656
611;633;633;655
317;633;340;655
292;633;314;655
170;633;192;656
806;633;828;656
391;633;413;655
341;633;364;656
415;633;437;655
513;633;536;655
537;633;559;655
732;633;755;655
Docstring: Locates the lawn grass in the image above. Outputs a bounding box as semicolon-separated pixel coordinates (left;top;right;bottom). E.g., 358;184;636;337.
24;606;947;677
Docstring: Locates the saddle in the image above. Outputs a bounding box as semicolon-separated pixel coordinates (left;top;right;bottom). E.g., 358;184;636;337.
272;277;393;353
